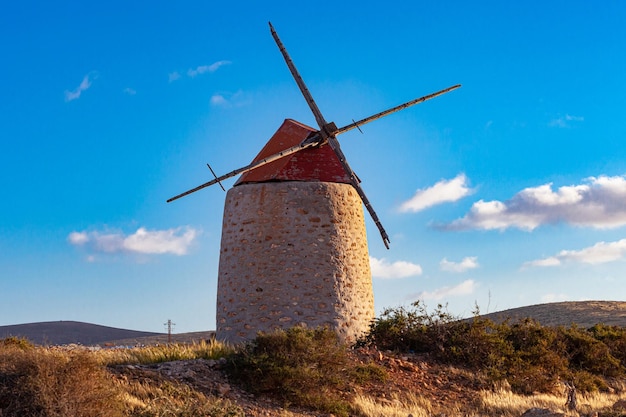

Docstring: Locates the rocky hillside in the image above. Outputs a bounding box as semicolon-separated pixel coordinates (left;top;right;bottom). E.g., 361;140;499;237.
480;300;626;328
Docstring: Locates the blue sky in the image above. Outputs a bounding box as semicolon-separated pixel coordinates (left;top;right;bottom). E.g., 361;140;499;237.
2;1;626;333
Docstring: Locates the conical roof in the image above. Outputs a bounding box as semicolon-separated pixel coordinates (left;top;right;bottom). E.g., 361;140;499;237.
234;119;352;185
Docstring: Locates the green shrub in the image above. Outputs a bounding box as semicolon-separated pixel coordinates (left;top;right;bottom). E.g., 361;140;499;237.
359;301;460;354
588;324;626;365
561;325;623;378
361;303;626;395
226;326;385;417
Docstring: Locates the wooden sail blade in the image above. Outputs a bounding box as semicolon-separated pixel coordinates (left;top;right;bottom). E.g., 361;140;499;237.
335;84;461;136
269;22;328;132
167;133;323;203
325;134;391;249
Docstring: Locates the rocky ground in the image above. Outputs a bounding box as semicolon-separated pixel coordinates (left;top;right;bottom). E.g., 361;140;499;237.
110;347;626;417
109;347;495;417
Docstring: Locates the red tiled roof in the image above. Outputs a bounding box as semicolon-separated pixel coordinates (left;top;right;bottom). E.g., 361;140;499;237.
234;119;352;185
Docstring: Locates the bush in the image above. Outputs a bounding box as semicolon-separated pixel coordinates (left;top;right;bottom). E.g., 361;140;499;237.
361;303;626;395
588;324;626;365
561;325;623;377
0;336;34;350
226;326;385;417
359;301;460;354
0;344;123;417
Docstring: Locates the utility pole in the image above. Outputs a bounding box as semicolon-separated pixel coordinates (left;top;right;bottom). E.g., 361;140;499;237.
164;319;175;344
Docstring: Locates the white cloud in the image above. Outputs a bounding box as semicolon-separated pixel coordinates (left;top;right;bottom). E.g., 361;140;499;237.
168;71;181;82
64;72;97;102
549;114;584;128
414;279;476;301
370;256;422;279
210;94;227;106
440;256;479;273
123;87;136;95
523;257;561;268
210;90;249;108
68;227;199;256
442;175;626;231
399;173;473;213
524;238;626;268
187;60;231;77
68;231;89;245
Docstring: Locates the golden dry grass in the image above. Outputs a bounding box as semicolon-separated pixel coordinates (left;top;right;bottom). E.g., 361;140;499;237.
352;392;436;417
478;387;626;417
353;388;626;417
0;344;124;417
114;375;242;417
0;340;241;417
96;339;234;366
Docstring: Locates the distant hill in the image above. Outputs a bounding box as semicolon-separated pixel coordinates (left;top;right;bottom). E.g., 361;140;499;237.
479;300;626;328
2;301;625;347
0;321;162;346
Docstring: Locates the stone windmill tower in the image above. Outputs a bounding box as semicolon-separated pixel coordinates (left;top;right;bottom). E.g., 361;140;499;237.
168;23;460;344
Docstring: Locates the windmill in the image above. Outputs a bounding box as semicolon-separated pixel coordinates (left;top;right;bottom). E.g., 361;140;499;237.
168;23;460;343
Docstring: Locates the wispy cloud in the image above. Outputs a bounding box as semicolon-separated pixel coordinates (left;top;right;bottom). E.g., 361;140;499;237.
168;71;181;83
123;87;136;95
413;279;476;301
440;256;479;273
210;94;228;106
441;175;626;231
68;227;199;257
549;114;584;128
210;90;250;108
64;72;97;102
187;60;231;77
524;238;626;268
370;257;422;279
523;257;561;268
399;174;473;213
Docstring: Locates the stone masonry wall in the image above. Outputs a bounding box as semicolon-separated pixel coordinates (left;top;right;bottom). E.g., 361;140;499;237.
216;181;374;344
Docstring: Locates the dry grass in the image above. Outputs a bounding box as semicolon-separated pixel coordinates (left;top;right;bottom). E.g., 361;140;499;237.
0;343;124;417
114;376;242;417
478;387;626;417
353;388;626;417
0;339;241;417
352;392;437;417
96;339;235;366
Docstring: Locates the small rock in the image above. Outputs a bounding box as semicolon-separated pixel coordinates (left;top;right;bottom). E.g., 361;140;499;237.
614;399;626;410
217;383;231;396
520;408;564;417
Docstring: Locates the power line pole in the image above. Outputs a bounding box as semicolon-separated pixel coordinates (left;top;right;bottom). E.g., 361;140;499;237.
164;319;175;344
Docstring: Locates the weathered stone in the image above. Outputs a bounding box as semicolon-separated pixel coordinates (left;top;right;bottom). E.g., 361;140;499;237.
216;181;374;344
614;399;626;410
520;408;565;417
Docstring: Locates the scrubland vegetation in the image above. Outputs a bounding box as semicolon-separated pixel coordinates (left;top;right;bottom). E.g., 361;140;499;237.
362;302;626;394
2;302;626;416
